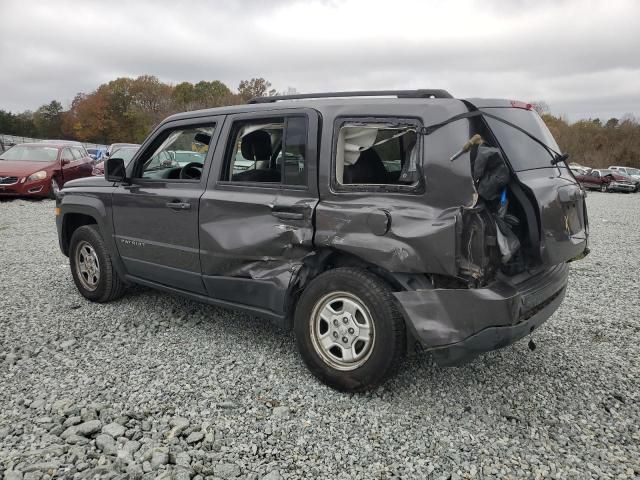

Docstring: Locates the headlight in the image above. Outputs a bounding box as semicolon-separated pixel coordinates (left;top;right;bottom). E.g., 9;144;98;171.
26;171;48;182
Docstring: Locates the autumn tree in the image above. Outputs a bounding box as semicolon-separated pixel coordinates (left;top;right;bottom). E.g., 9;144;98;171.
237;78;276;102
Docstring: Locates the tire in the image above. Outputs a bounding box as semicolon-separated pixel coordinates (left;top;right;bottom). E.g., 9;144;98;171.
48;177;60;199
294;267;406;392
600;184;607;192
69;225;126;302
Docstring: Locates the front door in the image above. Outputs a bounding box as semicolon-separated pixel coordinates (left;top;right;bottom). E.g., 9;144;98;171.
60;147;80;185
199;110;319;316
111;117;222;293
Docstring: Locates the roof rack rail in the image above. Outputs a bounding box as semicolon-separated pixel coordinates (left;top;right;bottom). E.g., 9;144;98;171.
247;89;453;104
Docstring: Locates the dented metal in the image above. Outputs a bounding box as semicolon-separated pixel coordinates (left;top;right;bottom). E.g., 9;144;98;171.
56;95;588;365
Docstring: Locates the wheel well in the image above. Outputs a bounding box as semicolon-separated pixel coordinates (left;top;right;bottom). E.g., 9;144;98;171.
285;249;404;327
61;213;97;256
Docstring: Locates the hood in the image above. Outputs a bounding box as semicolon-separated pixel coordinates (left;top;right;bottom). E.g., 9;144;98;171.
63;176;113;189
0;160;56;176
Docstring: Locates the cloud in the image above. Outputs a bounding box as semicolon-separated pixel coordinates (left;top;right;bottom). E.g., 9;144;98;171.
1;0;639;120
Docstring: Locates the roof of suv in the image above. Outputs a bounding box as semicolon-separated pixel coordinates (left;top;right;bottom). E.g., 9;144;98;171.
163;90;523;125
164;89;470;122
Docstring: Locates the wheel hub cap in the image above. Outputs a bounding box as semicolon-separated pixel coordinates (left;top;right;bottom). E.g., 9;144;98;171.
75;241;100;291
310;292;375;371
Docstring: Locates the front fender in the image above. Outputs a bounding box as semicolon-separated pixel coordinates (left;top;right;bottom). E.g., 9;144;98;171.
57;188;127;280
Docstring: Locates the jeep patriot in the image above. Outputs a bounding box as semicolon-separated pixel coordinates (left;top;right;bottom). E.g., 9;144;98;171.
55;90;589;391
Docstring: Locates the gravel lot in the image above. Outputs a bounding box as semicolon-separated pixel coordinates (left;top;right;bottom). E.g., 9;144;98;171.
1;193;638;480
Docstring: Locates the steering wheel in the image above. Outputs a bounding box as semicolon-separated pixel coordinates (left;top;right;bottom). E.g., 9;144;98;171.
179;162;203;180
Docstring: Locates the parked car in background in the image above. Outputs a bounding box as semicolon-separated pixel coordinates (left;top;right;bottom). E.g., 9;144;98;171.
172;150;206;166
574;168;636;193
613;171;640;192
0;142;94;198
92;146;138;176
87;148;107;162
609;166;640;183
105;143;140;159
570;166;591;177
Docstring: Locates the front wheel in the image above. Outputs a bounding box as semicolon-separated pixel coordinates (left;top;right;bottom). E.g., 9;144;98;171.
294;268;406;392
48;177;60;199
600;184;608;192
69;225;126;302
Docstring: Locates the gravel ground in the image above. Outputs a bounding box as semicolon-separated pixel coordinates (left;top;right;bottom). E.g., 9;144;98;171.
0;192;639;480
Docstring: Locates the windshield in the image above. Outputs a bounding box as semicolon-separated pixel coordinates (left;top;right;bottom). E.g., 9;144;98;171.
110;148;137;165
626;168;639;175
484;108;561;172
0;145;59;162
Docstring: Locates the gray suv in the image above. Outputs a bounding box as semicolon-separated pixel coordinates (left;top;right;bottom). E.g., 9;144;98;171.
55;90;589;392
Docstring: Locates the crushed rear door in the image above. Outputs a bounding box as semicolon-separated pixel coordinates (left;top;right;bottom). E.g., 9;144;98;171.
467;101;588;267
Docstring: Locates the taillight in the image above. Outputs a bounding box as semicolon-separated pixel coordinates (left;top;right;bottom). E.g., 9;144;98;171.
510;100;533;110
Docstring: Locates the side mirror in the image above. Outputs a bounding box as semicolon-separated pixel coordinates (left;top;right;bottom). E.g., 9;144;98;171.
61;158;71;166
105;157;127;183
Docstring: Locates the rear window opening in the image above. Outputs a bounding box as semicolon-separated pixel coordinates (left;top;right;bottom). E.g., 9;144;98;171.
483;108;561;172
335;123;419;187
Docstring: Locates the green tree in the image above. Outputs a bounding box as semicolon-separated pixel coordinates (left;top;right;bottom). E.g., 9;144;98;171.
33;100;64;138
605;118;619;128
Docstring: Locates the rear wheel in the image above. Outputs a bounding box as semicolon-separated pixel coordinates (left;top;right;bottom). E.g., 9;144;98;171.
294;268;406;392
69;225;126;302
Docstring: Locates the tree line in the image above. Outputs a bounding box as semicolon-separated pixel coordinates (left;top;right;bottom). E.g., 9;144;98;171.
0;76;278;144
541;113;640;169
1;79;638;168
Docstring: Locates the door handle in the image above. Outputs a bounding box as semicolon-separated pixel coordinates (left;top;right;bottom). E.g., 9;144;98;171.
271;210;304;220
166;201;191;210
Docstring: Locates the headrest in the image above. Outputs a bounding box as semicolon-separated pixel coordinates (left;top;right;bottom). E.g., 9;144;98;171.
240;130;271;161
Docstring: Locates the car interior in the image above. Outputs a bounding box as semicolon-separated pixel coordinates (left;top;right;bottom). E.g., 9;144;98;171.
141;129;213;180
335;124;419;185
224;118;307;186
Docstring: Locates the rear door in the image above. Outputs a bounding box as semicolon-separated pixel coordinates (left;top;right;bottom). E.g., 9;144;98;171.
476;103;588;266
199;109;319;316
71;146;94;178
111;117;222;293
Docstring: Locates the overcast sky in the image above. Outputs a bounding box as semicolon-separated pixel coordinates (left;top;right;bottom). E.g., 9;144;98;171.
1;0;639;121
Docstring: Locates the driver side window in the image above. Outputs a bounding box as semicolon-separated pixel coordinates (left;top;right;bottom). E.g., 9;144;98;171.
137;125;215;181
61;148;74;163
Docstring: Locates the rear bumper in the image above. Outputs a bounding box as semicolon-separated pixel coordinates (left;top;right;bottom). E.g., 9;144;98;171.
394;263;570;365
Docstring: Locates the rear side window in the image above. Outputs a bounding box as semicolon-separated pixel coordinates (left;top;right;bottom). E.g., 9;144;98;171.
484;108;561;172
334;121;420;188
221;116;308;186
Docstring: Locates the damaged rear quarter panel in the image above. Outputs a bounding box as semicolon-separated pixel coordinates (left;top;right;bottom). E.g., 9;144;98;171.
315;101;477;276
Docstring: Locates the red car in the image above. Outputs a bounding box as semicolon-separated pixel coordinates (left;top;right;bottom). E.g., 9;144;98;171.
573;168;636;193
0;142;94;198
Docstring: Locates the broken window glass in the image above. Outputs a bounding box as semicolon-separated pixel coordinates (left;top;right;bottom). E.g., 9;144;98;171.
335;123;419;186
